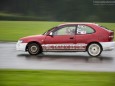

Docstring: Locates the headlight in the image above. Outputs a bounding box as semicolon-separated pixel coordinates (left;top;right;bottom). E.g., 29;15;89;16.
18;40;23;43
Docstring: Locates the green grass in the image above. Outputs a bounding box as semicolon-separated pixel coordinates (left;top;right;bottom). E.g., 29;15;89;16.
0;21;115;41
0;69;115;86
0;21;63;41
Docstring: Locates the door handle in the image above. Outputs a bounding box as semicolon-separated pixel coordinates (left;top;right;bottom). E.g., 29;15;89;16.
70;37;74;39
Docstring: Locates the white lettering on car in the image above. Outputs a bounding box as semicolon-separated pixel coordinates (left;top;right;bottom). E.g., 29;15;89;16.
42;44;87;51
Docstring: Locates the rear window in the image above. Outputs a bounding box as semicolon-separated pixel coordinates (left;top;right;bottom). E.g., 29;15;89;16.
100;26;109;30
98;25;112;31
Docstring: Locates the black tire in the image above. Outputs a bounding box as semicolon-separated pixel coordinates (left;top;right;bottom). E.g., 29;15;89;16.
28;43;42;55
87;43;102;57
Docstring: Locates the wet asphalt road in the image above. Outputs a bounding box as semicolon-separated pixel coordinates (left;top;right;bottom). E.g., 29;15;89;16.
0;42;115;72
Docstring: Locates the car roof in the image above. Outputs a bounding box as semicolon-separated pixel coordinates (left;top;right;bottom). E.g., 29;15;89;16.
58;22;98;26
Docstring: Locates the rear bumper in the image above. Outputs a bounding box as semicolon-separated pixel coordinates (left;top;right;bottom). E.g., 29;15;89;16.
16;40;27;51
100;42;115;51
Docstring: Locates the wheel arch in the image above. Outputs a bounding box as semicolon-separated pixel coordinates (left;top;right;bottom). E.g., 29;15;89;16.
86;41;103;51
25;41;42;52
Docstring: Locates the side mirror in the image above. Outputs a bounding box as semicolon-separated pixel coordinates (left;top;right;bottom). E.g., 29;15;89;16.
49;32;53;36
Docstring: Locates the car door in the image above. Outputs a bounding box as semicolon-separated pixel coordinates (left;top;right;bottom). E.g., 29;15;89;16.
43;25;76;51
75;24;95;51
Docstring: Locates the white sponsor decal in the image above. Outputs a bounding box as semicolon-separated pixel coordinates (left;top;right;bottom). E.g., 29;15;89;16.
42;44;87;51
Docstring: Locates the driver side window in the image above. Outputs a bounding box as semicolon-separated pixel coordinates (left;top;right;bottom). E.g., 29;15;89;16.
53;26;76;35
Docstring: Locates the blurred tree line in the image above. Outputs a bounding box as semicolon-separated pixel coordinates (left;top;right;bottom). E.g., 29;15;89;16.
0;0;115;22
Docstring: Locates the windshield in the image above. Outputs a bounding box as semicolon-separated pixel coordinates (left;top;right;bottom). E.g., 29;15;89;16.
43;26;57;35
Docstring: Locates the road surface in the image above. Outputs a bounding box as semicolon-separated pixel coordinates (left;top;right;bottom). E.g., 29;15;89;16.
0;42;115;72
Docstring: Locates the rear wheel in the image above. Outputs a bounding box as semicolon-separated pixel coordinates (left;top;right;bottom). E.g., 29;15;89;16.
28;43;42;55
87;43;102;57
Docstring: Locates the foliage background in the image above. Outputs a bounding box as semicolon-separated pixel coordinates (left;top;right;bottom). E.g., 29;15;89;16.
0;0;115;22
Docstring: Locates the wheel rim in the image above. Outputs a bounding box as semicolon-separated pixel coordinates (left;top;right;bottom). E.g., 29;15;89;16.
88;44;101;56
30;45;39;54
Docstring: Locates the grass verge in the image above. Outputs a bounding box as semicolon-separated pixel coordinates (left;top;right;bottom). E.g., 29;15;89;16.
0;21;115;41
0;69;115;86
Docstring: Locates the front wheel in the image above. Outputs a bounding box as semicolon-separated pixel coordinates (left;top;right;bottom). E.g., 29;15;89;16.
27;43;42;55
87;43;102;57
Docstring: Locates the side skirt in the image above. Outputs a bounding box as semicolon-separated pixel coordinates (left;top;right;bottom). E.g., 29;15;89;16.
42;44;87;52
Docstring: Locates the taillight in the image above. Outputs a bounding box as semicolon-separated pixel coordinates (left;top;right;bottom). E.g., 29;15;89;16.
109;31;114;41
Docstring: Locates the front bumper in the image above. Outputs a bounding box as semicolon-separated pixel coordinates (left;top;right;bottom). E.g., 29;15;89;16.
100;42;115;51
16;40;27;51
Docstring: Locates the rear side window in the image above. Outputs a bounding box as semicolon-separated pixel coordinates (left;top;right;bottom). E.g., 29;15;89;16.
77;25;95;34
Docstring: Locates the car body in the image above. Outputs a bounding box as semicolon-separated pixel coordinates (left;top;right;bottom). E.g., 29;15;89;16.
16;23;115;56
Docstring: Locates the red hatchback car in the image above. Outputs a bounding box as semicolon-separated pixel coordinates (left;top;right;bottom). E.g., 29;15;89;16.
16;23;115;57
